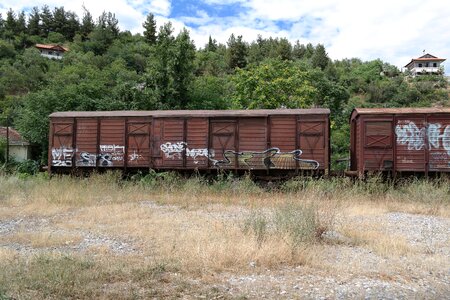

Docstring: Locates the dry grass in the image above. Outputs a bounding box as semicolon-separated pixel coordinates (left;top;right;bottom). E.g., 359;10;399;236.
0;172;449;299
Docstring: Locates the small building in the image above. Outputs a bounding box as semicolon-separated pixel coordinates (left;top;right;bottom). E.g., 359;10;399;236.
35;44;68;60
0;127;32;162
404;53;446;77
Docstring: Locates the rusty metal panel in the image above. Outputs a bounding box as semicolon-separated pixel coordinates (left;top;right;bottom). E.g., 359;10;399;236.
394;116;426;172
210;120;236;169
426;115;450;171
362;119;393;171
50;121;74;167
185;118;209;168
98;119;126;167
159;119;185;168
297;119;325;170
235;118;267;169
75;119;98;167
127;121;151;167
270;116;296;151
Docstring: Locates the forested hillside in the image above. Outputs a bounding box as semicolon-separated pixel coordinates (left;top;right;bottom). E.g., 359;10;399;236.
0;6;448;164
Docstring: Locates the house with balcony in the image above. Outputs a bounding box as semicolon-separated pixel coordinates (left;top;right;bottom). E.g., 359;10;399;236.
35;44;68;60
404;53;445;77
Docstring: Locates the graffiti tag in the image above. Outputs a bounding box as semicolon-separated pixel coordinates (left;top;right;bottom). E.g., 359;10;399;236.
160;142;213;161
52;147;73;166
395;121;450;155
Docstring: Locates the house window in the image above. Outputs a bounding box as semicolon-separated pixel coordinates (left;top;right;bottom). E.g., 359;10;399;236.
425;63;429;67
418;63;422;67
48;51;53;55
433;63;437;67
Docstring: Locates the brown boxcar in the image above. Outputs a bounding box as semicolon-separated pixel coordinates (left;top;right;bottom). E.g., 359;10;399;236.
350;108;450;175
49;109;330;175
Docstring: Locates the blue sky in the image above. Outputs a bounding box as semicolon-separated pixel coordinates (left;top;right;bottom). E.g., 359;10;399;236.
1;0;450;74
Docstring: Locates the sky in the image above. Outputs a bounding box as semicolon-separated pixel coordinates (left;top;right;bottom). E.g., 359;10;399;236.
1;0;450;74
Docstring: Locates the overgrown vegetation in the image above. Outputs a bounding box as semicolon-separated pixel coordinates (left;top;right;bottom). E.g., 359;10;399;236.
0;5;448;166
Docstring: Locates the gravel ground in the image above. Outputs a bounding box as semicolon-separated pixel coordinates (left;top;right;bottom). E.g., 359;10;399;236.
0;204;449;299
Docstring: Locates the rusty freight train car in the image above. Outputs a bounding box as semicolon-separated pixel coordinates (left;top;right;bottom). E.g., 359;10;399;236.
49;109;330;176
349;108;450;176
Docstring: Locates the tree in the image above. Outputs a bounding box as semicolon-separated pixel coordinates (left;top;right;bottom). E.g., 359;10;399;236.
28;7;41;36
206;36;217;52
80;6;95;40
311;44;329;70
226;34;247;70
40;5;53;38
173;28;196;108
16;11;27;35
4;9;16;38
231;58;317;109
142;13;157;45
292;41;306;59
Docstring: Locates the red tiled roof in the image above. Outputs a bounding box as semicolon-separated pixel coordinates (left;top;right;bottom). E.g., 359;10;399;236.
35;44;69;52
0;127;30;145
404;53;445;68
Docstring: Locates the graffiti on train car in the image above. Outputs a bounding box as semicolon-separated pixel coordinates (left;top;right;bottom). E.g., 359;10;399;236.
211;147;320;170
51;146;74;166
395;121;450;155
160;142;213;161
160;142;319;169
78;151;97;166
98;144;125;166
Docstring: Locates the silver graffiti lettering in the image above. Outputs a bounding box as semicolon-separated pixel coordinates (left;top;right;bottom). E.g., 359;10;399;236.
396;121;450;155
160;142;213;161
51;147;73;166
395;121;426;150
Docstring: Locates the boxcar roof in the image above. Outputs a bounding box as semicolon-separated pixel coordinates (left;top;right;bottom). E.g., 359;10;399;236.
50;108;330;118
351;107;450;120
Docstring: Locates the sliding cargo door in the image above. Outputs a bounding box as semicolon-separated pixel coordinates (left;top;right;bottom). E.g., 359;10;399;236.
362;119;393;171
50;121;74;167
127;121;151;167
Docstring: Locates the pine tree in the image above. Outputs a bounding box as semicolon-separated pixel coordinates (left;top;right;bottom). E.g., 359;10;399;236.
292;41;306;59
40;5;53;38
0;13;4;38
28;7;41;36
80;6;94;40
142;13;157;45
206;36;217;52
311;44;330;70
16;11;27;35
226;34;247;70
65;11;80;41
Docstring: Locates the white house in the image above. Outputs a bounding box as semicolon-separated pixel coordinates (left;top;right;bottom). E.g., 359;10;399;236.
35;44;68;59
404;53;445;77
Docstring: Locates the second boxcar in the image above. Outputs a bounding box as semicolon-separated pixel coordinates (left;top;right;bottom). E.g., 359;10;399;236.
350;107;450;176
49;109;330;175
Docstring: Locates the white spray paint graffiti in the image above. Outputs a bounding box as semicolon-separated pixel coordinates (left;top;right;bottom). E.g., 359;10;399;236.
99;144;125;166
52;146;73;166
129;150;143;161
395;121;426;150
78;151;97;166
160;142;214;162
395;121;450;155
